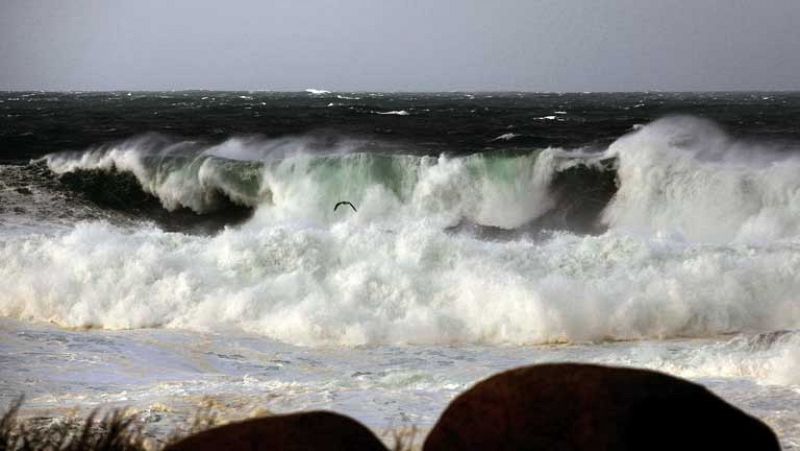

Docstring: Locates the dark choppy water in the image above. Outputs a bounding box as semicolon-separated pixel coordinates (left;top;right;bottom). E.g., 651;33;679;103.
3;91;800;163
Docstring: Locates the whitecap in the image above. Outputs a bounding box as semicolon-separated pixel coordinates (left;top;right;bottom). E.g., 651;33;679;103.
374;110;410;116
490;132;519;141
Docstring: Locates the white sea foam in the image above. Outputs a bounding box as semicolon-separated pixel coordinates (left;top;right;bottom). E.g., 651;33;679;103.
1;216;799;346
603;116;800;243
305;89;330;95
374;110;410;116
647;331;800;387
2;320;796;443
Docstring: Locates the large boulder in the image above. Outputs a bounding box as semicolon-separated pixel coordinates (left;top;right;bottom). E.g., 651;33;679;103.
424;363;779;451
165;411;388;451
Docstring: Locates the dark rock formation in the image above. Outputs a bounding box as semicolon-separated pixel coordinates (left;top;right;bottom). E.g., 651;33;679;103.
424;363;779;451
164;411;388;451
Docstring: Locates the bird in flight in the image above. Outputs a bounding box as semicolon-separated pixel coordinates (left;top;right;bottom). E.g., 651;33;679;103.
334;201;357;212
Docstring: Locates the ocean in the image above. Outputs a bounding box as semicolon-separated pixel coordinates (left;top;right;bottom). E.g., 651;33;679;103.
1;91;799;448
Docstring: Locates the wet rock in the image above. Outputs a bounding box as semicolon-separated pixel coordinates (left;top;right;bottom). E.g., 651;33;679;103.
165;411;387;451
424;363;779;451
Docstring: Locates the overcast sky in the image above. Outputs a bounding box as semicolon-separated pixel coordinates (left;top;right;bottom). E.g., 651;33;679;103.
1;0;799;91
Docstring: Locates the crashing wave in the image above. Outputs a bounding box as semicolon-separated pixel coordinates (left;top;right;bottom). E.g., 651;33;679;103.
43;133;616;231
4;116;799;346
602;116;800;242
41;116;800;242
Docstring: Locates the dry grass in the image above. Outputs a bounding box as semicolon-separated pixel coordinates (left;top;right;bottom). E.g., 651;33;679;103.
0;397;233;451
0;397;148;451
2;397;417;451
388;425;420;451
161;398;226;447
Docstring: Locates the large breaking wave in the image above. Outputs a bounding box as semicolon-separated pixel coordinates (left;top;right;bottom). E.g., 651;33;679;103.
42;132;615;233
2;116;800;346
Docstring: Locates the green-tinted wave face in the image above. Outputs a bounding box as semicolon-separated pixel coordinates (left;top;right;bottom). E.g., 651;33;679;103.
251;149;571;229
266;153;426;203
264;151;546;200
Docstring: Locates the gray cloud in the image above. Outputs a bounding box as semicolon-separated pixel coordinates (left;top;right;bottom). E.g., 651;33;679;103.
1;0;799;91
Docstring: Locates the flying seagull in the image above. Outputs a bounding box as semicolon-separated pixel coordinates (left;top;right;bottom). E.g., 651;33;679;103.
334;201;357;212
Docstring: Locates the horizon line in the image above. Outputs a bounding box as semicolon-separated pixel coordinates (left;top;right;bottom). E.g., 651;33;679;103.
2;89;800;94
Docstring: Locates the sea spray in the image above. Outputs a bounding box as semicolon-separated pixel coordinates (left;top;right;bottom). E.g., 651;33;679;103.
603;116;800;243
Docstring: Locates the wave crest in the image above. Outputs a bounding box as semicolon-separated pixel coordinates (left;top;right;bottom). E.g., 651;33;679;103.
604;116;800;242
44;134;614;232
